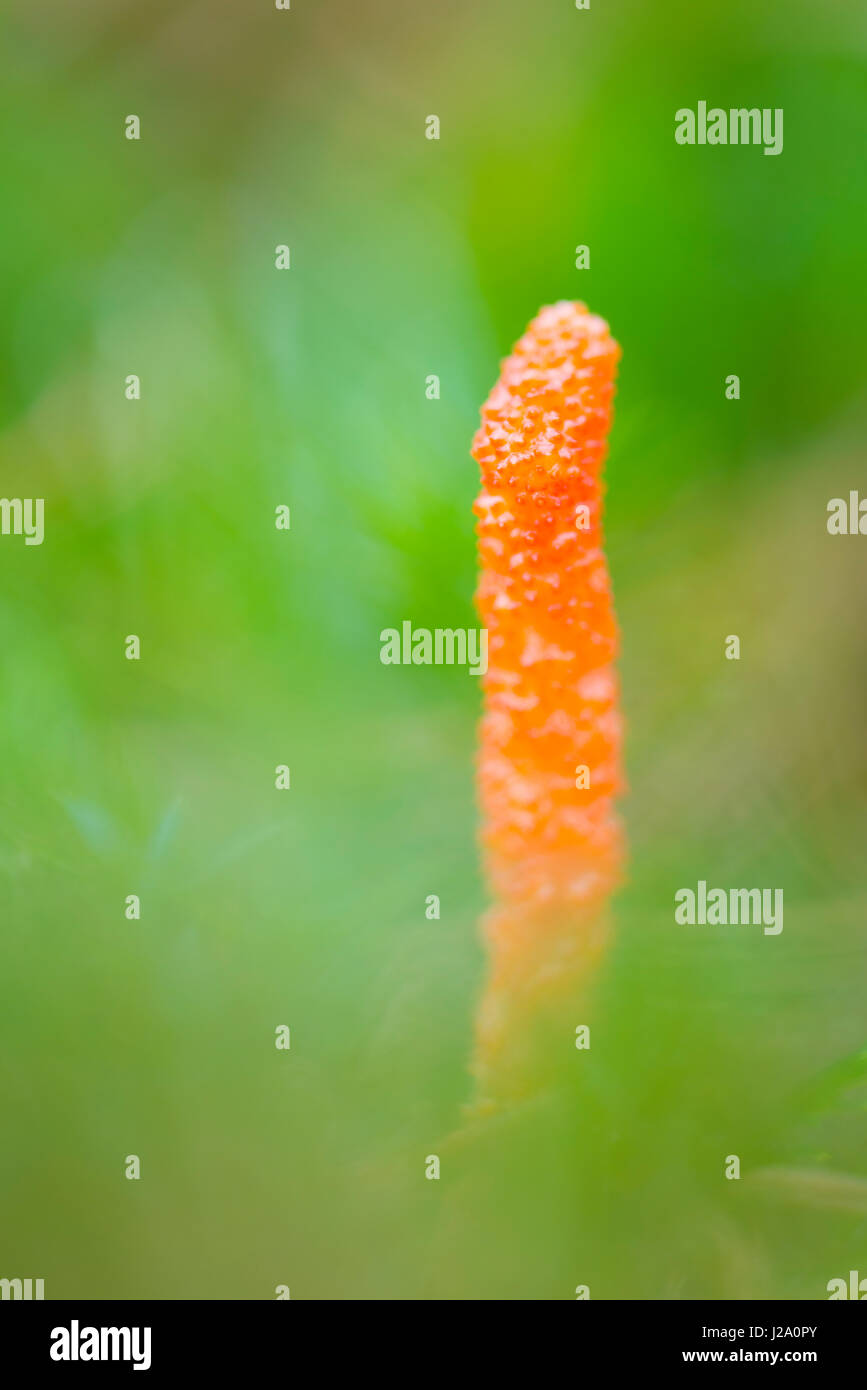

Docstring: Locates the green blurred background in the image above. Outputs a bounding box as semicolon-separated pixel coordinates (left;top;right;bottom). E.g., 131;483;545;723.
1;0;866;1299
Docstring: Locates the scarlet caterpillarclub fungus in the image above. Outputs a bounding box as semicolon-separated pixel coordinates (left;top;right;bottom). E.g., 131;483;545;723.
472;301;623;1099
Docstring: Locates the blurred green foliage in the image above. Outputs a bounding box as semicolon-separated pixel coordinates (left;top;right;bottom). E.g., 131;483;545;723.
1;0;865;1298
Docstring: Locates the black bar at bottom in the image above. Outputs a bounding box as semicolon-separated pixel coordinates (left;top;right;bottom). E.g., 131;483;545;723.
1;1299;862;1373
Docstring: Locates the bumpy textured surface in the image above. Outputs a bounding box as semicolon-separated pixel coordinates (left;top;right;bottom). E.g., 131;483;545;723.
472;302;623;1085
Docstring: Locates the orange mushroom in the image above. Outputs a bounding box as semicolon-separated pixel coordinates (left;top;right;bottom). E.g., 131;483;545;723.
472;302;624;1097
